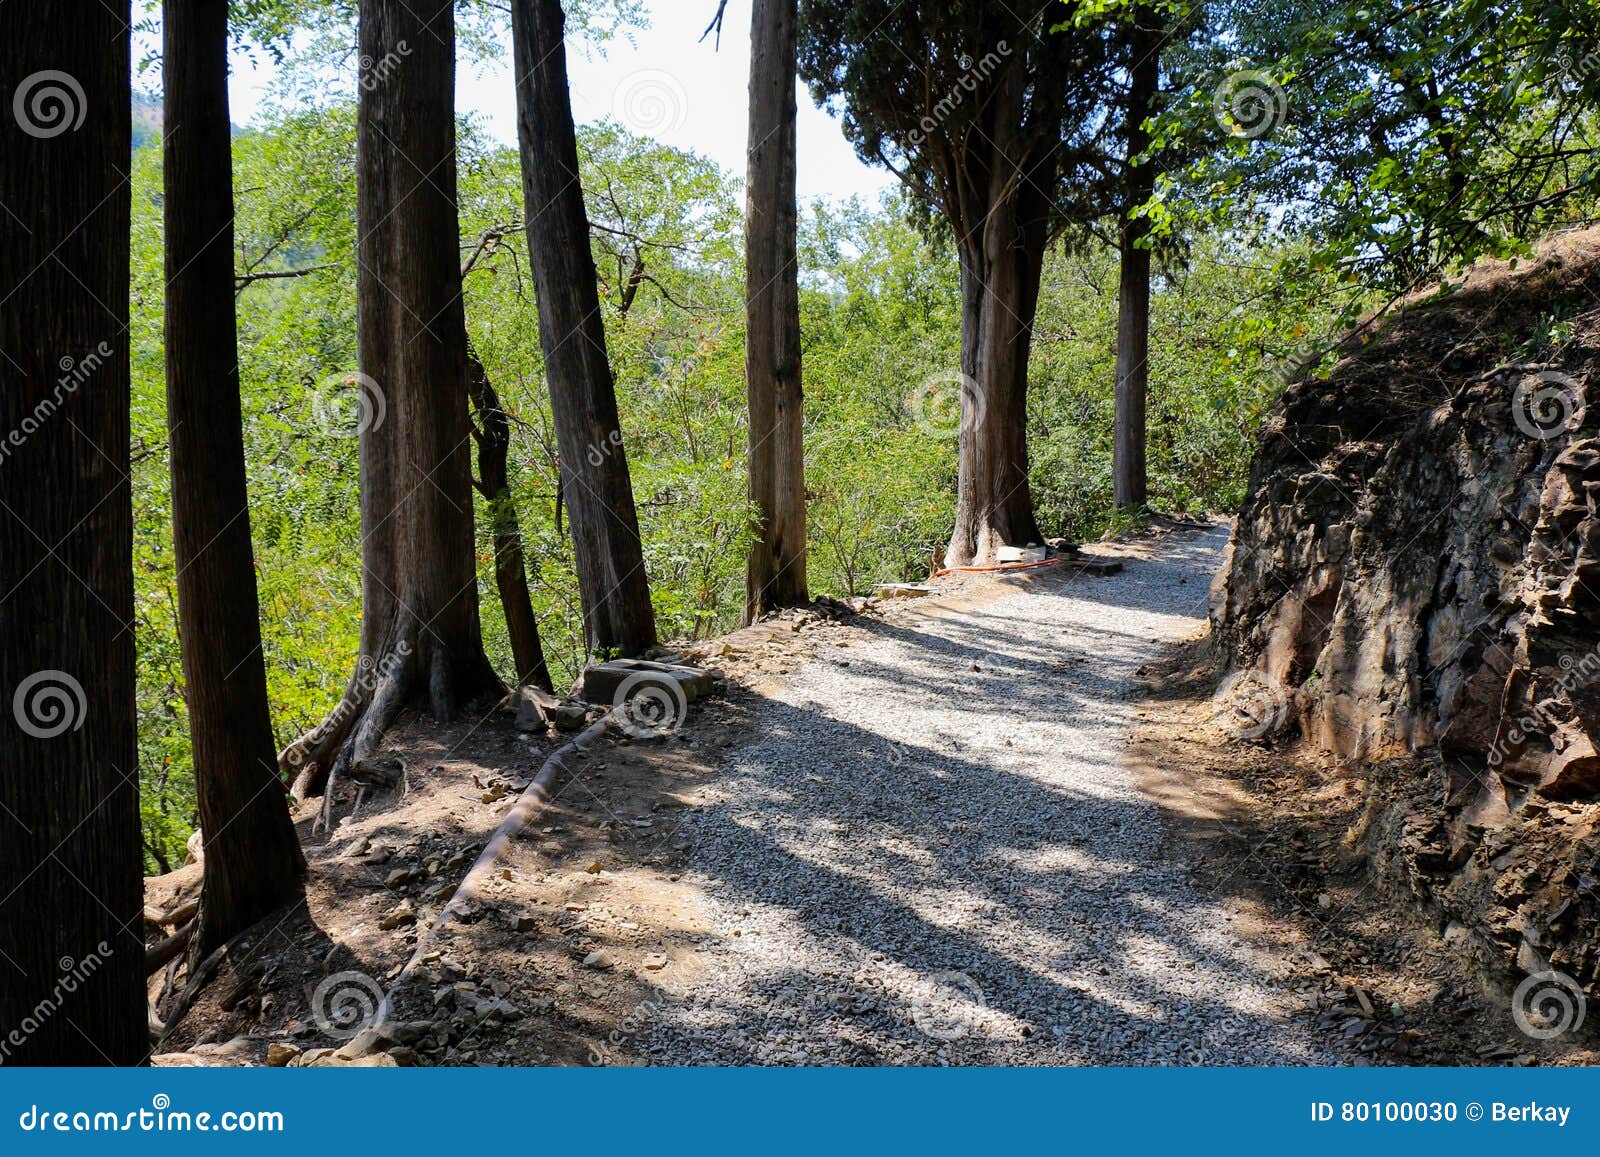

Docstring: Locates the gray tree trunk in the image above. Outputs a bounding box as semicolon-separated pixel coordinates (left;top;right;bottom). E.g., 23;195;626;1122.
1114;9;1162;512
512;0;658;658
743;0;809;621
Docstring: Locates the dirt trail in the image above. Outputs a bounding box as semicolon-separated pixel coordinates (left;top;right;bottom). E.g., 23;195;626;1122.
613;524;1342;1064
158;524;1353;1068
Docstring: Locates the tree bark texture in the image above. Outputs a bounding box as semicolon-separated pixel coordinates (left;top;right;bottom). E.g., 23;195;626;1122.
1113;9;1161;512
164;0;306;959
743;0;809;622
944;51;1053;567
0;0;147;1064
513;0;658;658
468;347;553;691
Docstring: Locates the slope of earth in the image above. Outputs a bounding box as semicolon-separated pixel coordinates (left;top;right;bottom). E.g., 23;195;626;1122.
1132;638;1600;1066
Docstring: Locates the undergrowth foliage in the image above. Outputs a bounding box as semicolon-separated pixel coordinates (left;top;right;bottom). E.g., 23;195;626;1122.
127;107;1341;870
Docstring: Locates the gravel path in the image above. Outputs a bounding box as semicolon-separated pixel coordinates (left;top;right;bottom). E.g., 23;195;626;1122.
644;525;1338;1065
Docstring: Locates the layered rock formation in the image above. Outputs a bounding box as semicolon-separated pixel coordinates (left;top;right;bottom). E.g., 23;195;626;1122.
1214;230;1600;994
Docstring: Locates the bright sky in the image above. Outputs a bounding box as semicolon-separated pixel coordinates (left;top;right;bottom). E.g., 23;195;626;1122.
139;2;894;204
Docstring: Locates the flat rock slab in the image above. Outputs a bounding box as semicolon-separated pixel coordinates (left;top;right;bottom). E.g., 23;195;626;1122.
579;658;716;707
1065;558;1125;576
876;582;936;598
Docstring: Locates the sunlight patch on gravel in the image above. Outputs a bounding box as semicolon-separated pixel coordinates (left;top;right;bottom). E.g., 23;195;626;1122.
640;525;1340;1066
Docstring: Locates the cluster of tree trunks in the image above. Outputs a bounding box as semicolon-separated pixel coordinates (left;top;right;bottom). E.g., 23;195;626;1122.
942;46;1061;567
0;0;1170;1061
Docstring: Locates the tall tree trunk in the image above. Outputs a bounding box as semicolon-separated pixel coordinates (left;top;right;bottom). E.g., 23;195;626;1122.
165;0;306;959
1113;8;1161;512
513;0;657;658
743;0;808;623
0;0;146;1063
282;0;500;795
945;58;1049;568
468;347;553;691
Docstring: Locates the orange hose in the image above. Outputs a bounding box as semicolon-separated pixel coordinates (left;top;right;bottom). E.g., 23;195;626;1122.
931;557;1065;579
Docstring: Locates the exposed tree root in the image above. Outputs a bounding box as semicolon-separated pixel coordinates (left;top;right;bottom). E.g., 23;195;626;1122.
380;712;615;1020
282;616;502;840
155;938;227;1043
146;920;195;976
280;673;366;802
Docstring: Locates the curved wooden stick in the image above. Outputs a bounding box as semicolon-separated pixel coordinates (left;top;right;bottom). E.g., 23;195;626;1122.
379;713;616;1020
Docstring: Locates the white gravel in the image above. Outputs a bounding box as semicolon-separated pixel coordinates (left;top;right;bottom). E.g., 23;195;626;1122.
644;525;1340;1065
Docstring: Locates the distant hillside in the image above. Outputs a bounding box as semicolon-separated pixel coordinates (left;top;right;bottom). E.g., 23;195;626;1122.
132;93;162;151
130;94;247;152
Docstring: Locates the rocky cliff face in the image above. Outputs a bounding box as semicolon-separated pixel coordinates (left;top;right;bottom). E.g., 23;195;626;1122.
1214;230;1600;997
